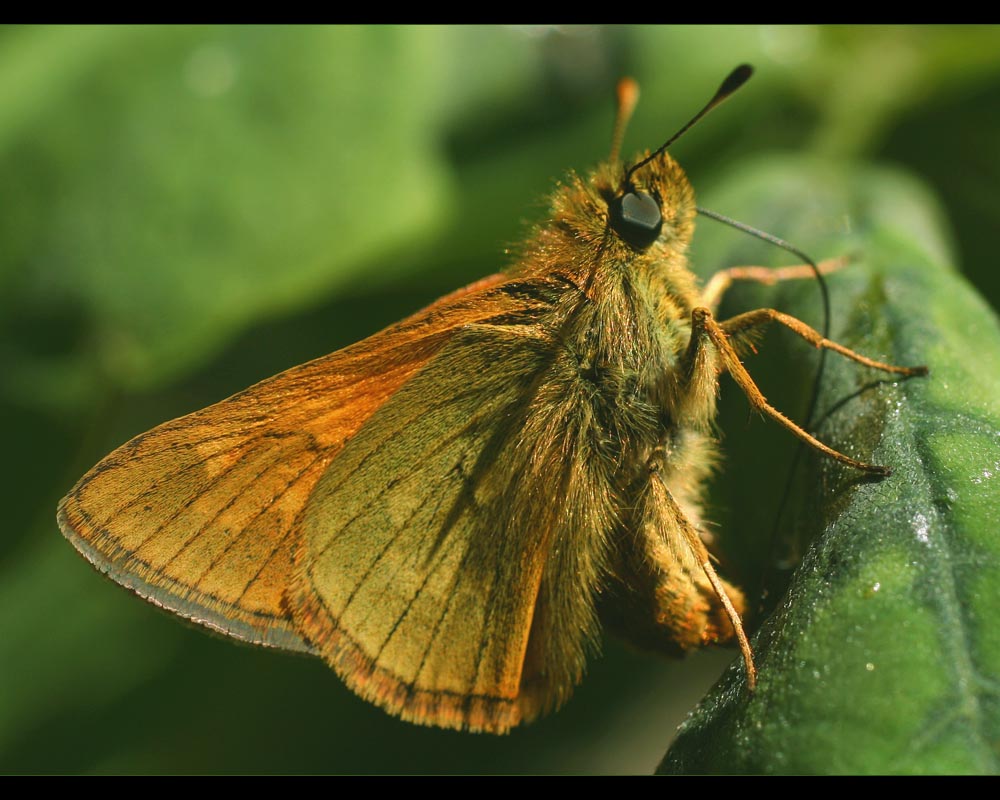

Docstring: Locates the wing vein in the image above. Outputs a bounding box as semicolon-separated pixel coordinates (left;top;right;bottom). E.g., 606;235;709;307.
230;448;330;603
191;442;326;590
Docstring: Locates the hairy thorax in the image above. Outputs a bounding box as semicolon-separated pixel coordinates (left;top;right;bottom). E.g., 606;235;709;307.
559;253;717;485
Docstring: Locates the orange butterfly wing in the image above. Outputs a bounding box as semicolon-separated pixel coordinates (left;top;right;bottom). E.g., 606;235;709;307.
290;323;556;731
286;273;618;733
57;274;509;652
60;269;600;734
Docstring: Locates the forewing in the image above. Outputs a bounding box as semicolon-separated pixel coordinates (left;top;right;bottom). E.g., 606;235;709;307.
57;274;509;652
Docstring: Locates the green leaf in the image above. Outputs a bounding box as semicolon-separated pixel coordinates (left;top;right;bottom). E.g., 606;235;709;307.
0;25;549;398
659;157;1000;775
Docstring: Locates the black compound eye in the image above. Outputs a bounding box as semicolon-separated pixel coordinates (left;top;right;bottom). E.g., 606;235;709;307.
610;191;662;249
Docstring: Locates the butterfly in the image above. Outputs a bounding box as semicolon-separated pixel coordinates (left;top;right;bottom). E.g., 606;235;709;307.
57;66;927;734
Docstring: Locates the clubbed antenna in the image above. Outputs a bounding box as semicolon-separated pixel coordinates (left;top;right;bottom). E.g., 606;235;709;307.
625;64;753;185
609;77;640;165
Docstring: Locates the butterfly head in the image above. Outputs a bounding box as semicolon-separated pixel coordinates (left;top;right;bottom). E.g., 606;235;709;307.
603;65;753;253
605;150;694;252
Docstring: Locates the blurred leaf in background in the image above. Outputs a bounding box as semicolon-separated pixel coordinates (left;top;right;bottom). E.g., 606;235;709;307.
1;25;998;774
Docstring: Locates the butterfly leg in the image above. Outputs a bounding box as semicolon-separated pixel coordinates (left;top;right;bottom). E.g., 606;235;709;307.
701;255;851;313
602;447;755;688
688;306;917;475
720;308;929;377
647;465;758;690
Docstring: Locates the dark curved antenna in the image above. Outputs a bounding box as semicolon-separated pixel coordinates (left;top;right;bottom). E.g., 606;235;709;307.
696;206;832;436
697;205;832;622
625;64;753;186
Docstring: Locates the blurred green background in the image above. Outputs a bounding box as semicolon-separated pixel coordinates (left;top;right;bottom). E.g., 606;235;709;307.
2;25;999;774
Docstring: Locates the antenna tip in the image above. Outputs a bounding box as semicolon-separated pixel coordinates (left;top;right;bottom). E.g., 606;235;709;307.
721;64;754;95
616;77;640;116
